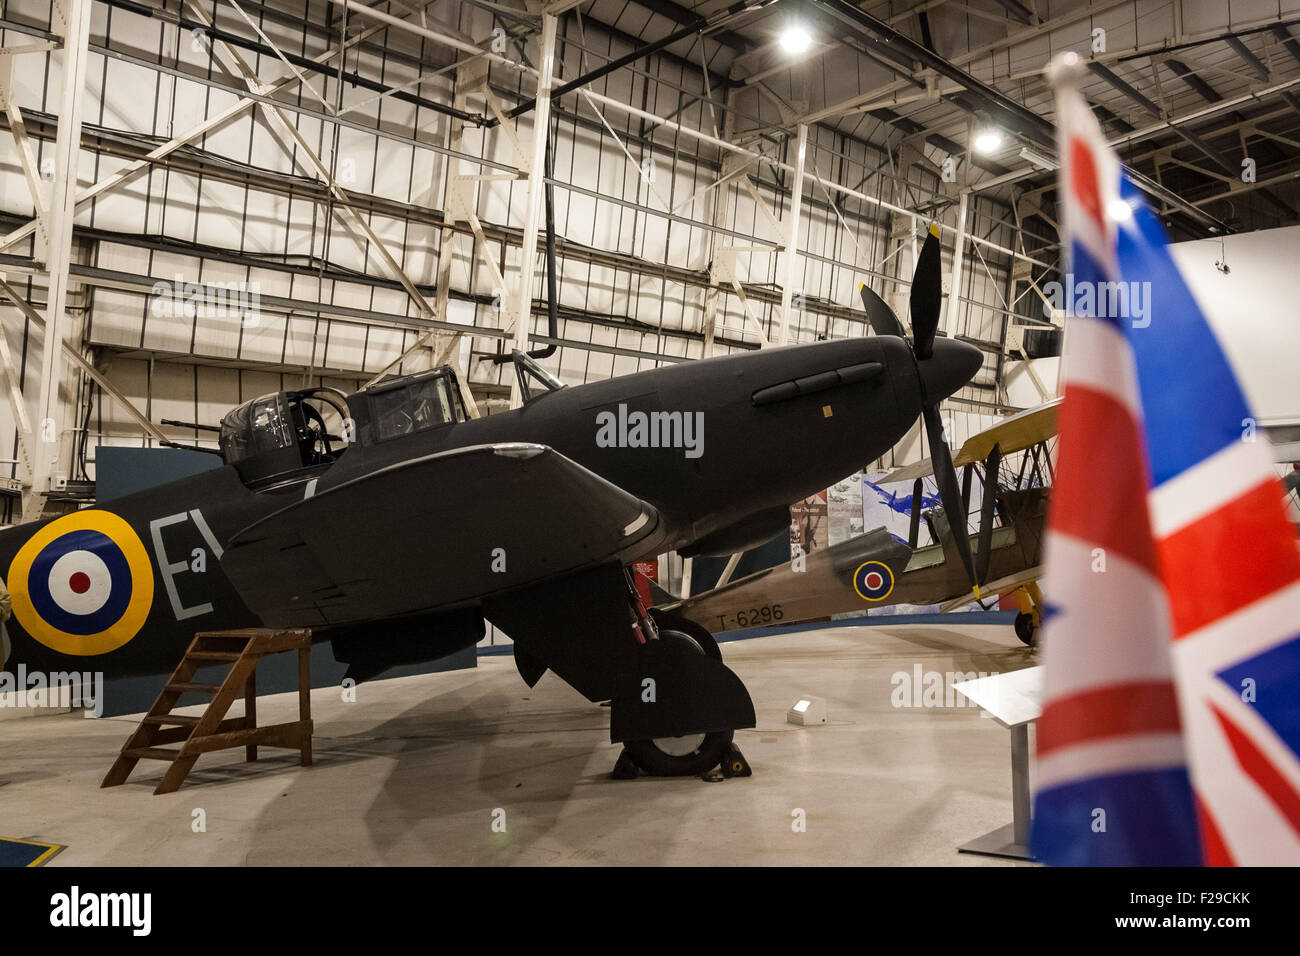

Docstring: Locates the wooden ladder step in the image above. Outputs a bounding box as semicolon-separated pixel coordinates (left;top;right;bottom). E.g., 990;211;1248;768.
197;629;299;640
125;747;182;761
102;627;314;793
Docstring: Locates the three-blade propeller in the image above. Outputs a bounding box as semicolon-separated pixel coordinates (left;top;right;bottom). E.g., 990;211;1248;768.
859;224;987;597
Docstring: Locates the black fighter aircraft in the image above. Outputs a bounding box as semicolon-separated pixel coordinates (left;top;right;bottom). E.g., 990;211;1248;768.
0;224;980;777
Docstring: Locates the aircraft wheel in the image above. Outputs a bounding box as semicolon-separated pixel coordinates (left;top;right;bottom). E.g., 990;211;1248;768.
647;608;722;660
622;627;734;776
1014;611;1038;647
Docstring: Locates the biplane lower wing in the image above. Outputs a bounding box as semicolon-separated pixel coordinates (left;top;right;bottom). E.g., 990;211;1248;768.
663;486;1049;633
662;528;912;633
938;565;1044;614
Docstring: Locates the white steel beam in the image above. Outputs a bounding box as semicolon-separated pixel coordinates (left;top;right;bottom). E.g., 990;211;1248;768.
0;278;167;446
509;12;557;408
777;123;808;346
181;0;481;417
25;0;92;521
0;289;33;481
0;12;406;255
337;0;1053;271
702;98;742;358
945;191;969;337
366;59;485;416
0;54;50;260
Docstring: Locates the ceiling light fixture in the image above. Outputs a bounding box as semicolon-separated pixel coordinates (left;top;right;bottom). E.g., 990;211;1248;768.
779;22;813;55
1018;147;1057;171
973;128;1004;154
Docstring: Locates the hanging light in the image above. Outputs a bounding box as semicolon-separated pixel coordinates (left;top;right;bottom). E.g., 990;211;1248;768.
973;128;1004;154
779;22;814;55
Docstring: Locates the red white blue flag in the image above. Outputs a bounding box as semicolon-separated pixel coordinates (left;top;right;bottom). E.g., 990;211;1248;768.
1031;55;1300;866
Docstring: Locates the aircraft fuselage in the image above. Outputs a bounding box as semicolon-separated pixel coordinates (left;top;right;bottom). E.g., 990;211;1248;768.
0;334;979;680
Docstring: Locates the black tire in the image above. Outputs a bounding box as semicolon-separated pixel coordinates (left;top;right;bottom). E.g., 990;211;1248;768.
647;608;723;660
1014;611;1038;647
622;627;734;776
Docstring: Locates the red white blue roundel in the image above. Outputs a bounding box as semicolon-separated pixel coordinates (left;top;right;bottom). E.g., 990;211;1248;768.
28;530;132;633
853;560;895;602
8;510;154;656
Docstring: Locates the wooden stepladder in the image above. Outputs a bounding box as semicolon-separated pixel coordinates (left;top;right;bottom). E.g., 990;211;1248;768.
101;627;313;795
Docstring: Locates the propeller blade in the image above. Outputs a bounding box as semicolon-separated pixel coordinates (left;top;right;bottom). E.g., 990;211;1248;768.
910;225;943;360
923;403;978;593
859;282;906;338
974;443;1002;586
907;478;923;550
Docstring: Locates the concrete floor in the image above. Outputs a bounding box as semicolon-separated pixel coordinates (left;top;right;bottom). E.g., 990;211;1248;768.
0;622;1038;866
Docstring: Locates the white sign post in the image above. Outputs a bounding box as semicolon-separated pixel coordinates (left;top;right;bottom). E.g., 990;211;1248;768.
952;665;1043;861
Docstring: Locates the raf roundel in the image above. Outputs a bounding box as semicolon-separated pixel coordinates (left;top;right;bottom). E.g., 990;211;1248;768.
8;510;154;656
853;560;895;602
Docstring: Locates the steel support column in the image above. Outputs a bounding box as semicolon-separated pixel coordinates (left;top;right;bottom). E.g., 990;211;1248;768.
946;191;969;338
777;123;808;347
509;12;558;408
25;0;92;521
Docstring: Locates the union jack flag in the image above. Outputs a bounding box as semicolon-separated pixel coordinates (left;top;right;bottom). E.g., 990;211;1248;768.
1031;56;1300;866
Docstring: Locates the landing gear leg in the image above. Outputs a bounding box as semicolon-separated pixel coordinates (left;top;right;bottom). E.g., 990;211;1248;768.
619;624;737;777
610;589;755;778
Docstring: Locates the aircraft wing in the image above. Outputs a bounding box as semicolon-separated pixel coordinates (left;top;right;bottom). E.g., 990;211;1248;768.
221;443;663;626
883;398;1061;482
938;565;1044;613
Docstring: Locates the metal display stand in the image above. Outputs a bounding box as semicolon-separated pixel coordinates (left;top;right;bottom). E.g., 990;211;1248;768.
951;665;1043;861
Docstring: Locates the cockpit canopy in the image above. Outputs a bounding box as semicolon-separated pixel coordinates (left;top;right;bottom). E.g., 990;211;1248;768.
219;387;350;486
218;361;561;487
345;365;470;447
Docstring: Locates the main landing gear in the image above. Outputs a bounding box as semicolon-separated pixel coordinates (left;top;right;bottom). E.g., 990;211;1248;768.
608;584;756;779
619;613;737;777
484;562;755;780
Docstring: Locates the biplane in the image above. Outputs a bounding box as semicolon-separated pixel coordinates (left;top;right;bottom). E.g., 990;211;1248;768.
658;398;1060;647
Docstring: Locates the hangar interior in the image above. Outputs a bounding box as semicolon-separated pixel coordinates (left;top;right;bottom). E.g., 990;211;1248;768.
1;0;1299;866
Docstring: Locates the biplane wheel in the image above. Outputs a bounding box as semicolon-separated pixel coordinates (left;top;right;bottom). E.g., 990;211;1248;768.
1014;612;1038;647
622;627;734;776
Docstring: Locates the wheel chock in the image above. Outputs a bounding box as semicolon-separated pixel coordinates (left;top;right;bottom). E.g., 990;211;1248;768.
719;743;752;778
610;747;642;780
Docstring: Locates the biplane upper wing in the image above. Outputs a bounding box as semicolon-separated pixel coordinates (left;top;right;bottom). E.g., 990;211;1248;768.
221;443;663;627
882;397;1061;483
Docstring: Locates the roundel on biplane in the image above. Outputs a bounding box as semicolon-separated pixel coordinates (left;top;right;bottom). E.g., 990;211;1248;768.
852;560;895;602
7;510;154;656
